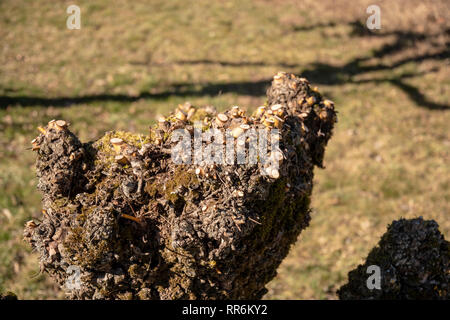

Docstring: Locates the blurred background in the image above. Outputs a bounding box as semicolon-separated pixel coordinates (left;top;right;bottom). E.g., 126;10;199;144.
0;0;448;299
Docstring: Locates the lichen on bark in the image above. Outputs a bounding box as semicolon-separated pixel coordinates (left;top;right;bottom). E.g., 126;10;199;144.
338;217;449;300
24;72;337;299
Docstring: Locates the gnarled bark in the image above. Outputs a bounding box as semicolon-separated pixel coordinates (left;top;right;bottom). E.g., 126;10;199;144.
24;72;337;300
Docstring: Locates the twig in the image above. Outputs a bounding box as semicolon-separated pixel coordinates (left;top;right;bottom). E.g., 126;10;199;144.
248;217;262;225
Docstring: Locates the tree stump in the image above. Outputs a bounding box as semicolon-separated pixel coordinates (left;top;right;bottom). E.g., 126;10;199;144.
24;72;337;299
338;217;449;300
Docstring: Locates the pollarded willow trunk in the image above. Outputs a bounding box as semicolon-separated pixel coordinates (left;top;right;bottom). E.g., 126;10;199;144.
338;217;449;300
24;72;337;299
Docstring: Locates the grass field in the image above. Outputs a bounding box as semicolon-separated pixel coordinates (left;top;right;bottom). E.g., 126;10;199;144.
0;0;448;299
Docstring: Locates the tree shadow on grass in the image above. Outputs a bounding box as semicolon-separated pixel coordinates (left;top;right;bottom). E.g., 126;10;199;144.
0;21;448;110
0;79;270;109
299;21;449;110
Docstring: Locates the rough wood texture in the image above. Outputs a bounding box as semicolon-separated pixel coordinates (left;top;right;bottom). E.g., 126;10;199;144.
24;72;337;300
338;217;449;300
